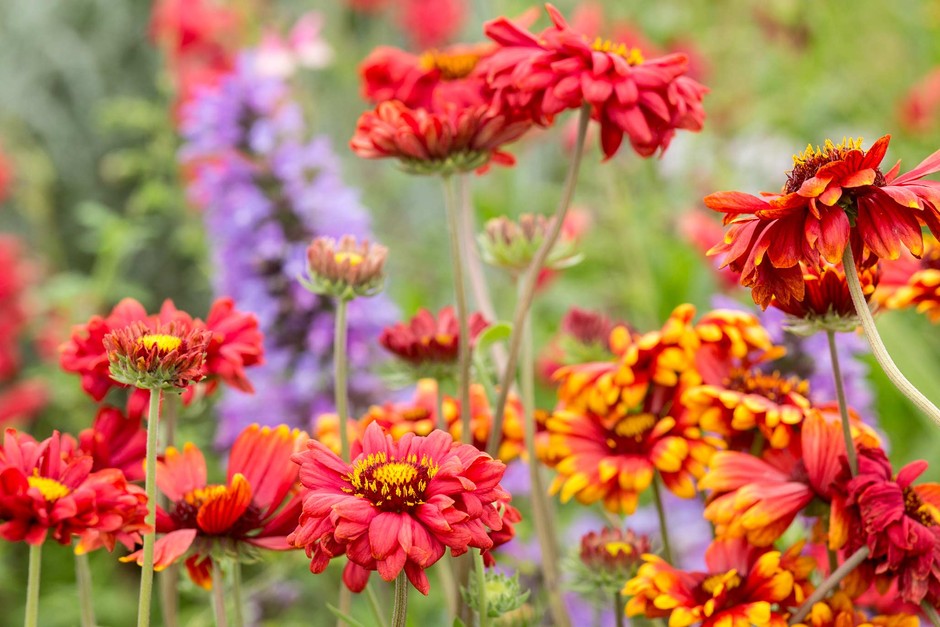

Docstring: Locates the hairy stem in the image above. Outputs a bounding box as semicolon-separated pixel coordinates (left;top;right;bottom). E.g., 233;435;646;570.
826;329;859;475
335;298;351;462
651;473;674;564
75;551;96;627
211;560;228;627
443;175;473;445
474;550;489;627
160;394;180;627
25;542;42;627
137;389;163;627
391;572;409;627
788;546;870;624
488;103;591;455
843;245;940;428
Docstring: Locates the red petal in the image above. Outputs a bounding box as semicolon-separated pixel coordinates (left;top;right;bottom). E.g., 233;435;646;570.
196;473;252;534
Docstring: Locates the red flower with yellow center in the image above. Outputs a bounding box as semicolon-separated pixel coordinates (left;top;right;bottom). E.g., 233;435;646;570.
877;234;940;322
379;306;490;372
121;424;307;588
482;4;707;158
791;591;920;627
288;422;510;595
624;538;814;627
705;135;940;309
104;321;211;391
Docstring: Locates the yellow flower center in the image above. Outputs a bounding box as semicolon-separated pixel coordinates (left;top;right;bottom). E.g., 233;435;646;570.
614;413;656;440
138;334;182;353
591;37;644;65
605;541;634;557
724;368;809;404
904;487;940;527
419;50;481;80
28;472;70;502
334;251;364;267
791;137;863;168
184;484;228;506
347;451;439;511
702;570;741;595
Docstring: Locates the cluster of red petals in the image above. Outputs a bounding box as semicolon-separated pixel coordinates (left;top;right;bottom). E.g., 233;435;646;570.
0;429;148;550
791;590;919;627
876;235;940;322
122;424;306;588
482;4;707;159
73;403;147;482
624;538;815;627
104;320;211;391
379;306;489;366
60;297;263;402
705;135;940;309
832;447;940;605
396;0;467;50
770;261;879;321
288;422;511;595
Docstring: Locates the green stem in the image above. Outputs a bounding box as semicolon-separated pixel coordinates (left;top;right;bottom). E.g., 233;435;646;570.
843;245;940;428
923;601;940;627
137;389;163;627
365;584;390;627
335;298;351;462
390;572;409;627
75;551;96;627
474;550;489;627
160;394;180;627
519;288;569;627
487;103;591;456
614;591;625;627
337;586;352;627
211;560;229;627
651;473;674;564
788;546;869;624
443;175;473;445
231;560;244;627
826;329;858;476
24;542;41;627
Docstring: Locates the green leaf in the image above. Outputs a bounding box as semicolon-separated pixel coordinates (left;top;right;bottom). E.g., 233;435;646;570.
326;603;367;627
475;322;513;354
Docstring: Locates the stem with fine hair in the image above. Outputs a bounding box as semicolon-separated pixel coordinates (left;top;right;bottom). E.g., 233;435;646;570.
137;389;163;627
651;473;674;564
474;550;489;627
231;560;244;627
211;560;229;627
160;394;180;627
335;298;351;462
519;287;570;627
443;175;473;444
25;542;42;627
390;572;409;627
788;546;870;624
487;103;591;456
826;329;859;475
923;601;940;627
75;551;96;627
843;245;940;428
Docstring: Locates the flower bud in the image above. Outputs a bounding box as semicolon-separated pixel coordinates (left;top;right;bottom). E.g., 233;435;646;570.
478;214;582;277
302;235;387;301
104;321;211;391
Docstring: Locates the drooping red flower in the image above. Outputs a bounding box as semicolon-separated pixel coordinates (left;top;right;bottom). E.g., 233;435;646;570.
288;422;511;595
0;429;149;549
705;135;940;308
769;261;879;334
482;4;707;159
122;424;307;588
379;306;489;369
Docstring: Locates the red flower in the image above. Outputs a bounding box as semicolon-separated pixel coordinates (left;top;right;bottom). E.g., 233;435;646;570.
770;262;879;332
900;68;940;135
104;321;211;391
0;381;47;427
876;234;940;322
482;4;707;159
396;0;467;50
379;306;489;367
75;404;147;482
705;135;940;308
122;424;307;588
201;297;264;394
288;422;511;595
537;306;619;383
0;429;148;549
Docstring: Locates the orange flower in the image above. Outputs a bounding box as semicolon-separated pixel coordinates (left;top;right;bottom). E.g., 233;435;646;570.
623;539;815;627
876;234;940;322
791;591;920;627
771;262;880;335
706;135;940;308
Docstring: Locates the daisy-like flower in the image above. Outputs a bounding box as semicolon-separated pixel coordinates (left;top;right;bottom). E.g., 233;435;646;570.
623;538;815;627
379;307;490;377
831;446;940;605
771;261;879;335
104;321;211;391
0;429;148;549
791;591;920;627
877;234;940;322
288;422;511;595
705;135;940;308
303;235;387;301
121;424;307;588
482;4;707;159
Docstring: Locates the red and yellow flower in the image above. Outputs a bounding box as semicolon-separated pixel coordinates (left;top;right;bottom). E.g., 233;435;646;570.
705;135;940;308
876;234;940;322
379;306;489;372
791;591;920;627
104;321;211;391
623;538;815;627
771;261;880;334
288;422;511;595
72;403;147;482
121;424;307;588
482;4;707;159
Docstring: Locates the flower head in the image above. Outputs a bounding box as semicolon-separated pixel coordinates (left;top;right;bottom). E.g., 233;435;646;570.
122;424;307;588
379;307;489;377
75;403;147;482
478;213;583;276
771;261;879;335
877;234;940;322
570;526;651;601
482;4;707;158
303;235;387;301
104;321;211;391
288;422;511;595
705;135;940;308
791;591;920;627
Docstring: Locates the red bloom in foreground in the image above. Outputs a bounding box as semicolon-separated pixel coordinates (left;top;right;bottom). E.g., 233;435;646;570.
0;429;148;549
104;321;211;391
832;447;940;605
75;404;147;482
288;422;510;595
122;424;306;588
379;307;489;368
483;4;707;158
705;135;940;308
623;539;814;626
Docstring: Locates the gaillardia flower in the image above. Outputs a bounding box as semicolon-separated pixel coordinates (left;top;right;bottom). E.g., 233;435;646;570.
104;321;211;391
483;3;707;158
705;135;940;308
623;539;814;627
790;591;919;627
379;306;489;377
478;213;583;277
288;422;511;595
122;424;307;588
877;234;940;322
770;261;879;335
570;527;651;601
303;235;387;301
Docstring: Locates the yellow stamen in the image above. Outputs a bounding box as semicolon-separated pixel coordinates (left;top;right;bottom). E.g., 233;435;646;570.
138;334;182;353
373;462;418;486
614;413;656;439
702;570;741;595
419;50;481;80
605;541;633;557
792;137;863;166
184;484;228;506
591;37;644;65
28;471;70;502
334;251;364;267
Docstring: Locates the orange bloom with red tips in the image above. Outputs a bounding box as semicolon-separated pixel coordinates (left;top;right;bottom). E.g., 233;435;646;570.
121;424;307;588
877;234;940;322
623;538;814;627
705;135;940;309
791;591;920;627
771;261;879;335
482;3;707;158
